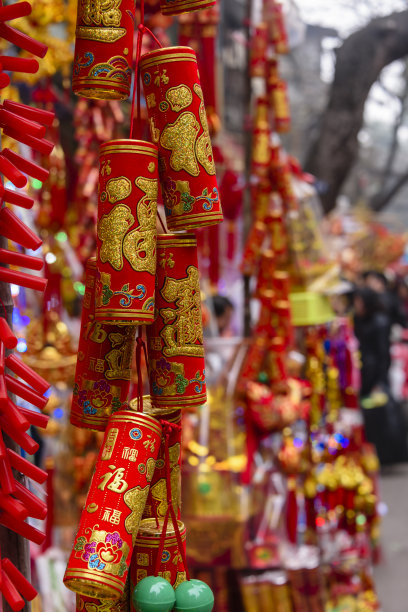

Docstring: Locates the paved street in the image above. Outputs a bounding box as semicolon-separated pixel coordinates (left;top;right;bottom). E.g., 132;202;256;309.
374;464;408;611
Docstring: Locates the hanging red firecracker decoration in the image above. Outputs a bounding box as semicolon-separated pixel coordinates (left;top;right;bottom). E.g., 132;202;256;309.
269;79;291;133
72;0;135;99
269;0;289;54
130;518;187;601
240;220;267;276
140;46;223;231
147;233;207;409
64;409;162;599
71;258;136;431
251;97;271;179
159;0;216;17
95;139;158;325
255;249;276;298
76;590;129;611
249;23;268;79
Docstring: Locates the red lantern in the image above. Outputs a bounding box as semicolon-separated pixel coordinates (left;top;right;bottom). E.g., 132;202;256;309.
71;258;136;432
72;0;134;100
130;518;187;603
64;410;162;599
95;139;158;325
146;233;206;410
140;46;222;231
160;0;216;17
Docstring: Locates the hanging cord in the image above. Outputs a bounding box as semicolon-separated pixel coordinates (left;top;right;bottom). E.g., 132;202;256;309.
154;421;190;580
135;327;148;412
129;0;163;139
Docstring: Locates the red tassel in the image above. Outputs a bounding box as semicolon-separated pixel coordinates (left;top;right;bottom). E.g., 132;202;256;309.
0;414;39;454
0;317;17;349
0;249;44;271
0;492;28;521
0;267;47;292
2;148;49;181
2;558;37;601
6;354;49;394
0;154;27;188
5;375;48;409
0;207;42;251
0;398;30;432
3;100;54;126
0;568;25;611
3;126;54;155
0;511;45;545
13;481;47;520
0;24;47;58
0;110;46;138
0;2;32;22
0;56;38;74
0;431;16;494
7;448;48;484
2;188;34;210
18;406;49;429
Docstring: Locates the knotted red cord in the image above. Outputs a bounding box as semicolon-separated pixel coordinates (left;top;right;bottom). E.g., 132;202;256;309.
154;420;189;580
135;328;148;412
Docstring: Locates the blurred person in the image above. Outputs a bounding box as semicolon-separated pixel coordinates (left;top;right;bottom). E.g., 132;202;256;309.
353;287;390;397
364;270;406;328
209;294;235;337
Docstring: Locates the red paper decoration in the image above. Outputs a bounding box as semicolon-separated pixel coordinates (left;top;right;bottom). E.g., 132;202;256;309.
146;234;206;409
71;258;136;431
72;0;135;100
159;0;216;17
140;46;222;230
64;409;162;599
95;139;158;325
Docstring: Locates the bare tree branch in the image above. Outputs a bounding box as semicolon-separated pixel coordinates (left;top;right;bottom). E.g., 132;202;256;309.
304;9;408;213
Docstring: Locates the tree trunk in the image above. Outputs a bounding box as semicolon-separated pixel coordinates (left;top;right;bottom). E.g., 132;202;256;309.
0;234;31;612
304;9;408;213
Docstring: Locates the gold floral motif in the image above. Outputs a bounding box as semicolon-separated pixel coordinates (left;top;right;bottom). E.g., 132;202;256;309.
157;571;172;582
105;177;132;204
82;526;130;576
194;83;216;176
86;503;99;513
80;0;122;28
101;428;119;460
148;162;156;173
97;204;134;271
124;485;150;539
166;85;193;112
174;572;187;589
160;113;200;177
137;569;147;582
105;327;135;380
168;442;181;467
150;466;181;517
146;93;156;109
146;457;156;482
160;266;204;357
122;177;158;274
76;25;126;42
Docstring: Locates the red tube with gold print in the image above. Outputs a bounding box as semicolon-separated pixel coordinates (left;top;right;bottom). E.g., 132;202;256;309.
146;233;207;409
140;46;222;231
71;258;136;432
76;590;128;611
72;0;134;100
130;518;187;603
95;139;158;325
64;409;162;600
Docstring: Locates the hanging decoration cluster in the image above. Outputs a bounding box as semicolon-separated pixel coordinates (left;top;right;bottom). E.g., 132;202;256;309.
0;1;58;610
65;0;220;610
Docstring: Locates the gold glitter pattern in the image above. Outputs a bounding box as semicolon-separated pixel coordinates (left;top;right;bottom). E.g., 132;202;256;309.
150;466;181;517
166;85;193;112
76;25;126;42
122;177;157;274
97;204;134;271
160;112;200;177
80;0;122;27
194;84;216;176
123;485;150;540
160;266;204;357
105;177;132;204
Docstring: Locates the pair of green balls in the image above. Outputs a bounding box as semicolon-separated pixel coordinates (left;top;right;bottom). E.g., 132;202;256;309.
132;576;214;612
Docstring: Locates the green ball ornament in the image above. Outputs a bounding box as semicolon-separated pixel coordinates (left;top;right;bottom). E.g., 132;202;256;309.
132;576;176;612
174;579;214;612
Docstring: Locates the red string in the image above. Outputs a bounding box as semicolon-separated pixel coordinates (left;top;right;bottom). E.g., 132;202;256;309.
0;296;8;320
129;1;163;139
154;422;189;580
135;329;144;412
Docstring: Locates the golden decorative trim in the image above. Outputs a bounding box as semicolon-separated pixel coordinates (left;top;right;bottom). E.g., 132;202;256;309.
167;214;223;230
86;257;97;269
100;144;158;157
157;240;197;249
151;393;206;406
137;518;185;537
95;309;154;319
140;56;196;70
76;26;126;42
64;570;124;599
161;0;214;14
73;87;129;101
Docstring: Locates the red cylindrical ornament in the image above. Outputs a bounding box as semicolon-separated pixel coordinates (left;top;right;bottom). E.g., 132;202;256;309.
140;46;222;231
76;589;129;611
130;403;182;521
266;212;288;257
72;0;134;100
160;0;215;17
95;139;158;325
270;79;291;133
250;23;268;78
64;409;162;599
236;337;268;396
270;1;289;54
255;249;276;297
272;271;290;300
130;519;187;600
240;221;267;276
252;97;271;179
71;258;136;431
147;234;206;409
